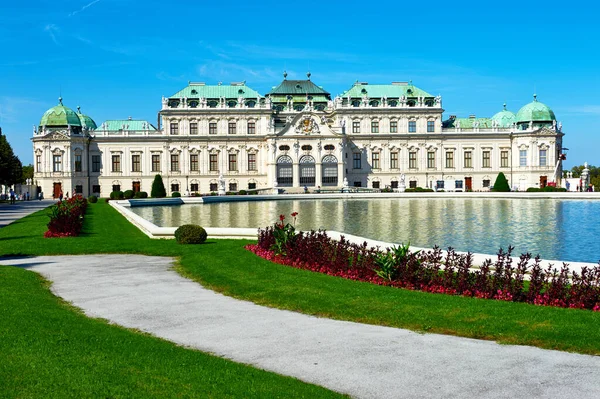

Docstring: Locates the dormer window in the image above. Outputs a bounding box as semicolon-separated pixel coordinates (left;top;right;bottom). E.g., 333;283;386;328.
407;100;416;107
246;100;256;108
324;144;335;151
294;104;305;111
191;89;198;95
275;105;284;112
315;104;325;111
279;145;290;151
388;100;398;107
228;100;237;108
208;100;218;108
301;145;312;151
238;89;244;94
188;100;199;108
369;100;379;107
168;99;179;108
361;88;367;94
351;100;360;107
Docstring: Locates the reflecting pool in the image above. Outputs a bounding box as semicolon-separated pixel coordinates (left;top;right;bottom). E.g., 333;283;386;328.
130;198;600;263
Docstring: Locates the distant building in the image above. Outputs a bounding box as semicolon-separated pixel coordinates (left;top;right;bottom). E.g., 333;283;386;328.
32;74;564;198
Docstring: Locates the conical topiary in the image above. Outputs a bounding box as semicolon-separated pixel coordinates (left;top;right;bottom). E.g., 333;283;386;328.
151;174;166;198
492;172;511;192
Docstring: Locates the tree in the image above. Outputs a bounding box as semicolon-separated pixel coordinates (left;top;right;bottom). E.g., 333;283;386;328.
22;164;33;183
492;172;510;192
151;174;166;198
0;128;23;191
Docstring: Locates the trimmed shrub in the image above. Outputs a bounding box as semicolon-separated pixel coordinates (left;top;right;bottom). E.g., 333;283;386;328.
88;195;98;203
110;191;124;200
172;191;181;198
151;174;166;198
492;172;511;192
134;191;148;199
174;224;207;244
527;187;541;192
238;190;247;195
123;190;134;199
405;187;434;193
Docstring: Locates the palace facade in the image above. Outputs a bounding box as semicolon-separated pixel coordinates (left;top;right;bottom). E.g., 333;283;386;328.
32;74;565;198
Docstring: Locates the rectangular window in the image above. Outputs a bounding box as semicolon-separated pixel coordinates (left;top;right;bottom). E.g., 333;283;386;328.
539;149;547;166
190;154;198;171
228;122;237;134
353;152;361;169
229;183;238;192
445;152;454;168
371;121;379;133
372;181;380;189
170;122;179;135
409;180;417;189
53;155;62;172
92;155;101;172
483;179;491;188
112;185;120;192
482;151;491;168
189;122;198;135
111;155;121;172
520;150;527;167
464;151;472;168
248;153;256;171
228;153;237;171
391;181;398;189
209;154;218;172
209;122;217;135
92;185;100;193
427;120;435;132
427;151;436;169
409;151;417;169
247;121;255;134
248;182;257;190
352;121;360;133
151;154;160;172
170;154;179;171
74;154;82;172
455;180;463;189
190;183;199;192
132;154;141;172
171;184;179;193
390;152;398;169
210;183;218;192
75;185;83;194
408;121;417;133
372;152;380;169
390;121;398;133
36;155;41;172
501;150;509;167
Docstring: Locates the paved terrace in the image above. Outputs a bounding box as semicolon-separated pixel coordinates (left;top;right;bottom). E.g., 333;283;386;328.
0;199;55;228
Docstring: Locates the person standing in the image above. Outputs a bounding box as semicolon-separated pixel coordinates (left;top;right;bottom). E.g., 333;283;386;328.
59;190;63;201
9;189;15;204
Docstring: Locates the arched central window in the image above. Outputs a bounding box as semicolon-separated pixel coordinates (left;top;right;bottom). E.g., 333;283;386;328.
299;155;316;186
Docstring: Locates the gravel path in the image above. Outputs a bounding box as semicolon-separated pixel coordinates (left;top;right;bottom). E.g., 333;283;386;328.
2;254;600;399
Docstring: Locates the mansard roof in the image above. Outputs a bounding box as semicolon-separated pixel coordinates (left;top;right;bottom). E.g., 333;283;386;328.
340;82;433;98
267;79;330;97
169;82;262;99
442;116;493;129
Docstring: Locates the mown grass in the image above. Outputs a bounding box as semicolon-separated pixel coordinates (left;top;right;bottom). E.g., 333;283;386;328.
0;203;346;398
2;201;600;359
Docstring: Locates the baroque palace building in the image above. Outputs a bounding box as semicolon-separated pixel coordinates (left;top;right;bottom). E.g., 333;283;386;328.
32;73;565;198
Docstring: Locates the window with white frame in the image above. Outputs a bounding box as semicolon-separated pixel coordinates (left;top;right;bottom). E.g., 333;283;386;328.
501;150;509;167
445;151;454;168
53;154;62;172
408;121;416;133
352;121;360;133
409;151;417;169
427;120;435;132
189;122;198;135
519;150;527;167
170;122;179;135
372;152;380;169
464;151;472;168
371;120;379;133
427;151;435;169
482;151;491;168
248;153;257;171
390;151;398;169
539;149;547;166
390;121;398;133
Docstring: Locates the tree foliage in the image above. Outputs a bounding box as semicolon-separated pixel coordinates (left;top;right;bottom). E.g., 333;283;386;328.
22;164;34;183
492;172;511;192
0;129;23;189
151;174;166;198
569;164;600;190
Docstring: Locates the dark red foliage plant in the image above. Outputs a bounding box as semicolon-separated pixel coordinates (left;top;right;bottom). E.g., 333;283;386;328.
248;219;600;312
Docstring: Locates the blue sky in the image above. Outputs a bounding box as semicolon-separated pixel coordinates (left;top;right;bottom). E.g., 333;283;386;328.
1;0;598;168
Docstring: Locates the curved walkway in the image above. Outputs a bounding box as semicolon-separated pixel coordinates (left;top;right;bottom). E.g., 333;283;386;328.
2;255;600;399
0;199;54;227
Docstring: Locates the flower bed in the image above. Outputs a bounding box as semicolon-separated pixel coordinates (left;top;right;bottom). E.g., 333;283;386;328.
44;195;88;238
247;213;600;312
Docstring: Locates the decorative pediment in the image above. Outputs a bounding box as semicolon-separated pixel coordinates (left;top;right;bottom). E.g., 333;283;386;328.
45;131;70;141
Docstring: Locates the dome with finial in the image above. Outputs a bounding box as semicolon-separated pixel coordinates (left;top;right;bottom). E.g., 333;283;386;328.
491;103;516;127
39;97;82;128
516;94;556;124
76;105;97;130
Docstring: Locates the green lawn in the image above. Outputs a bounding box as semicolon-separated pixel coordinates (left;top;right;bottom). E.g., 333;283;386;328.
0;203;346;398
2;200;600;362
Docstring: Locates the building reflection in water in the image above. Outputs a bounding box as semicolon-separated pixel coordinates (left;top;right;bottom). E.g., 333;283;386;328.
131;198;600;263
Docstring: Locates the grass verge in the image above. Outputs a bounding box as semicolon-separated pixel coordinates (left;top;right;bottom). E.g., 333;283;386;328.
2;201;600;357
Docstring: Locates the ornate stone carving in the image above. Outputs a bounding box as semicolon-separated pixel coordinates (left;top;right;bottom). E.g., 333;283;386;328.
294;116;320;134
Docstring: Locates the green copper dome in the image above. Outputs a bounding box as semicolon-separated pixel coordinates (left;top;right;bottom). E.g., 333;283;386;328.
491;103;516;127
39;98;82;127
516;95;556;123
77;106;97;130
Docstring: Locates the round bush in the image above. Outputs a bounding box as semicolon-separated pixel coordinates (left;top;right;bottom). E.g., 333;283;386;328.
123;190;134;199
134;191;149;199
110;191;124;200
238;190;247;195
88;195;98;203
172;191;181;198
174;224;207;244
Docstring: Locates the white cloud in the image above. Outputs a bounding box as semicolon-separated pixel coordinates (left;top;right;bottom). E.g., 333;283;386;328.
69;0;102;17
44;24;60;45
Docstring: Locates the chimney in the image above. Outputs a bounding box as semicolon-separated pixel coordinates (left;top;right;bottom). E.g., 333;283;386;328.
469;114;476;119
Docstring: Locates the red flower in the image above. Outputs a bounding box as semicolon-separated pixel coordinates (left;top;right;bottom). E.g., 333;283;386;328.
291;212;298;217
279;214;285;222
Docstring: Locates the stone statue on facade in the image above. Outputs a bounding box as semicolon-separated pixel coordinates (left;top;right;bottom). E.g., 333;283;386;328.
398;173;406;193
558;121;562;131
162;96;168;108
218;173;226;196
434;95;442;105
